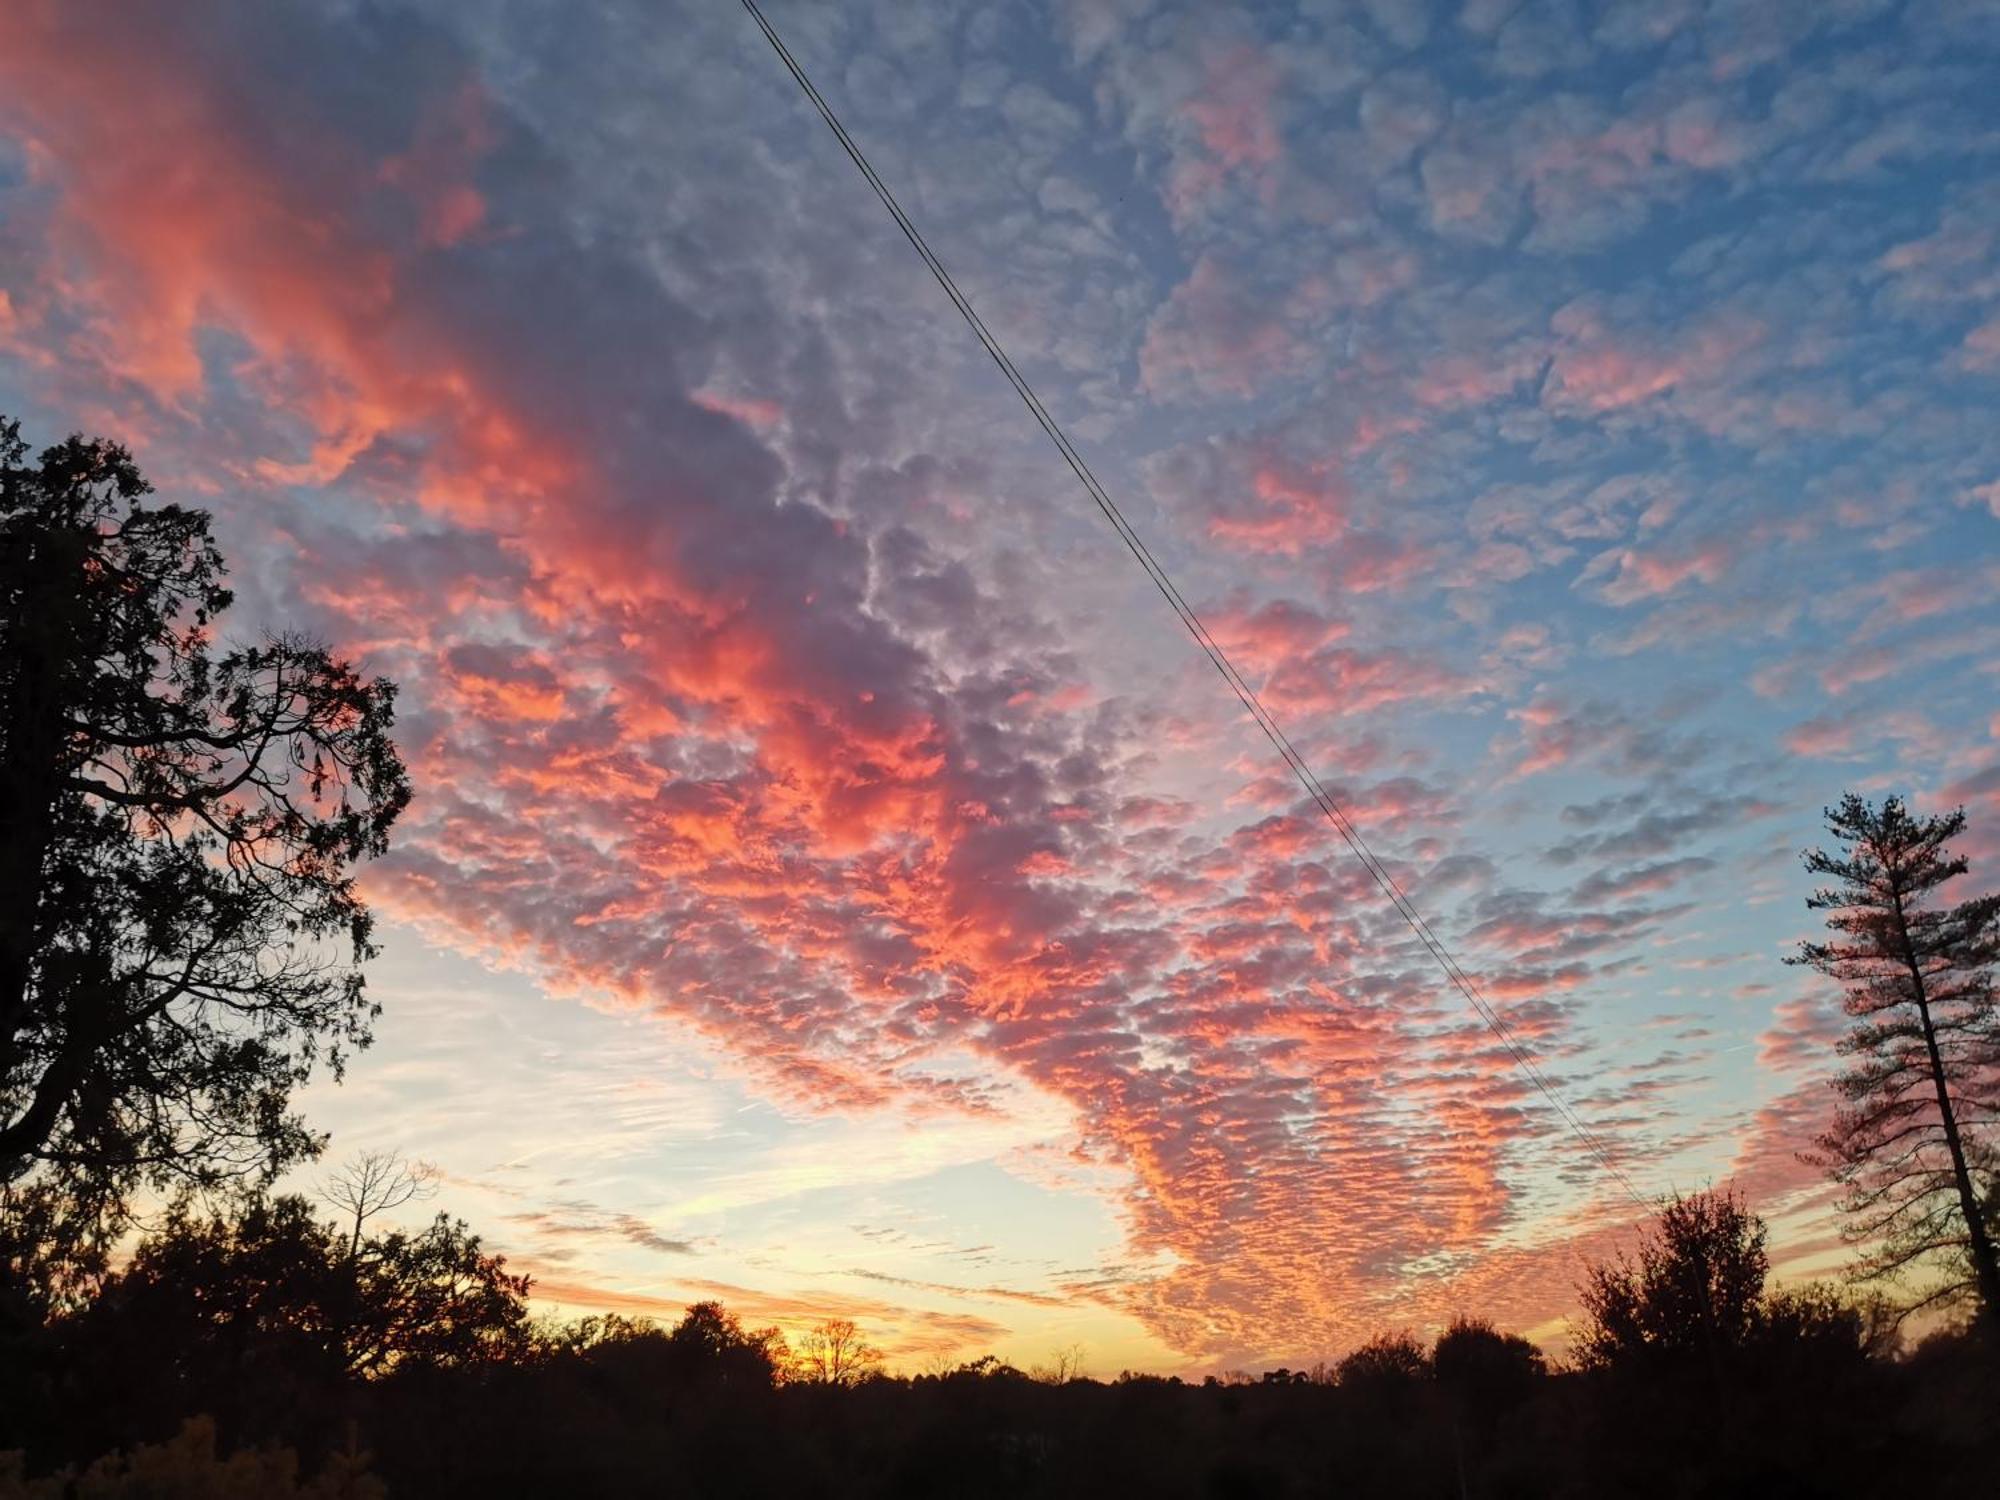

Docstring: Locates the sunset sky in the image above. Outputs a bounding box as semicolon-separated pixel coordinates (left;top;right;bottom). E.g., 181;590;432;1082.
4;0;1999;1375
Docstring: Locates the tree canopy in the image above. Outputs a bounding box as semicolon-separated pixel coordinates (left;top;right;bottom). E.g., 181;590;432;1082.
0;417;409;1223
1572;1189;1772;1371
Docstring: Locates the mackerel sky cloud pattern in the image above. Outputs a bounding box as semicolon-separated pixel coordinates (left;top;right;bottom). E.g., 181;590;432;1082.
3;0;1998;1371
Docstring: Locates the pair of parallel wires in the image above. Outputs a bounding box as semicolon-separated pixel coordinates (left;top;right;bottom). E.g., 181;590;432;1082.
737;0;1648;1211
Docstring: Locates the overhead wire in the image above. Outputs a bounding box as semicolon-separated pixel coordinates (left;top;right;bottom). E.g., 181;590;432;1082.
737;0;1649;1211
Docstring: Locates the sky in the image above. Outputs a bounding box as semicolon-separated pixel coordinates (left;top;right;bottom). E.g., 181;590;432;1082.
2;0;1998;1376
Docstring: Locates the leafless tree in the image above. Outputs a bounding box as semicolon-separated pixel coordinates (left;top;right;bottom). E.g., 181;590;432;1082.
790;1317;884;1386
1031;1343;1086;1383
321;1150;438;1257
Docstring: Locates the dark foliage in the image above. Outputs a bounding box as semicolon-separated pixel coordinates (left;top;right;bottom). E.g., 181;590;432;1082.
1565;1190;1912;1497
4;1190;1994;1499
1573;1189;1770;1372
4;1193;524;1469
0;417;410;1238
0;1416;383;1499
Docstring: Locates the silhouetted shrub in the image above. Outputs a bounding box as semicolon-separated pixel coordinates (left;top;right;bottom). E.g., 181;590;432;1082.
0;1417;381;1499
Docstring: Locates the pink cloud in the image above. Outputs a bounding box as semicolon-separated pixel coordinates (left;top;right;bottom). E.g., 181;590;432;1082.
1941;762;2000;817
1962;318;2000;370
1187;44;1282;173
1414;353;1534;410
1660;100;1753;170
1505;698;1584;778
1783;713;1859;759
1756;997;1845;1075
1724;1082;1836;1215
1206;460;1349;555
1205;598;1348;674
1582;539;1735;605
1420;142;1520;244
1258;645;1479;719
1545;306;1763;415
1164;42;1284;220
377;82;493;249
1138;254;1310;401
1880;224;1992;275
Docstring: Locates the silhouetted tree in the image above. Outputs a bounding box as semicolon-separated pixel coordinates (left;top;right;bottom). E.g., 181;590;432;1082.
1334;1330;1430;1389
1430;1316;1544;1414
1791;793;2000;1324
1430;1318;1548;1500
0;1179;113;1455
1566;1192;1917;1498
339;1210;531;1377
664;1301;788;1388
58;1192;527;1453
929;1353;1024;1383
1754;1281;1879;1366
791;1317;884;1386
321;1151;437;1258
0;1179;108;1326
1573;1189;1769;1371
0;418;409;1230
1030;1343;1085;1384
526;1309;658;1360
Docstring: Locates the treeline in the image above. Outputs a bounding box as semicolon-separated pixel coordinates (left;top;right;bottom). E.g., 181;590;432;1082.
3;1185;1994;1499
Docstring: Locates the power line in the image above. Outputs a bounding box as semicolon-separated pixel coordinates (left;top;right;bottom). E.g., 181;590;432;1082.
737;0;1648;1211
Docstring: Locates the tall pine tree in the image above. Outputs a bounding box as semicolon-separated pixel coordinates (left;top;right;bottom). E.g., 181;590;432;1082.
1792;794;2000;1325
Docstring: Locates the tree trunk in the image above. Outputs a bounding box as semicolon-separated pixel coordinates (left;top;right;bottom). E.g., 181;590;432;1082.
1889;882;2000;1327
0;526;83;1170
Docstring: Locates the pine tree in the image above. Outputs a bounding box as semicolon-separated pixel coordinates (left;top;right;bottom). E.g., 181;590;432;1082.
1791;793;2000;1325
